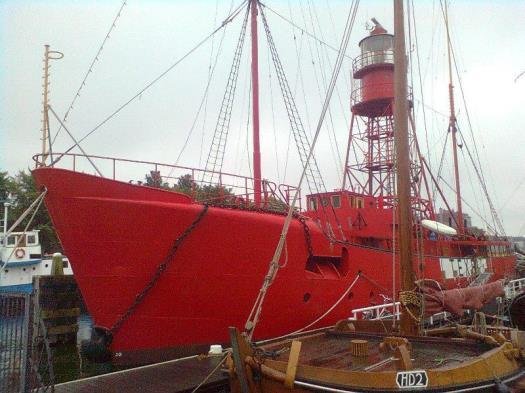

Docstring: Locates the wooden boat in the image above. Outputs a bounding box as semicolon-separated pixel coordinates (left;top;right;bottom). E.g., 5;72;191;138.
228;1;525;391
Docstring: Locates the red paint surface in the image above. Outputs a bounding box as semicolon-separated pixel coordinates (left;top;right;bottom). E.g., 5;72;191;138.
32;167;516;362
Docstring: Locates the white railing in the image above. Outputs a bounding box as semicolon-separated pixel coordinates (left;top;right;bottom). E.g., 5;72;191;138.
350;302;400;321
350;302;451;326
505;277;525;299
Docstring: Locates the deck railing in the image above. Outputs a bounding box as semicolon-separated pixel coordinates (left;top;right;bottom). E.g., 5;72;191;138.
33;153;301;209
505;277;525;299
350;301;452;326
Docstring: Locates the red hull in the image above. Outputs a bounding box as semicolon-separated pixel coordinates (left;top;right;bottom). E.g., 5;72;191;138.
32;167;516;365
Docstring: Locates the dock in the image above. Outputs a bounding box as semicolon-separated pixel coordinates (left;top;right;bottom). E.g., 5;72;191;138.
53;355;229;393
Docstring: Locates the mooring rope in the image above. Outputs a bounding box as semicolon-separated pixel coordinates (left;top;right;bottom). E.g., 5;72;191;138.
4;190;48;264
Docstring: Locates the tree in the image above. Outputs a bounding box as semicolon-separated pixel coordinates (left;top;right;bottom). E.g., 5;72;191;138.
2;170;61;254
0;171;10;202
142;172;233;203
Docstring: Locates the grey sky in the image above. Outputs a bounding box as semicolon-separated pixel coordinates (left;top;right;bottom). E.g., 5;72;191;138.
1;0;524;235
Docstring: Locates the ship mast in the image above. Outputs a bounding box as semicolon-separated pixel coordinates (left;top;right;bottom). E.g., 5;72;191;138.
250;0;262;206
444;1;464;235
394;0;418;336
39;45;63;167
40;45;51;167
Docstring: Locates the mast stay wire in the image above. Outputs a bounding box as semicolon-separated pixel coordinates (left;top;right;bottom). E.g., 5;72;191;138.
284;1;308;183
245;0;359;338
51;0;128;147
169;1;234;172
457;126;505;234
203;3;250;184
260;4;326;196
305;0;345;181
50;0;248;168
301;0;344;180
437;175;498;235
259;2;353;61
266;42;281;182
438;0;505;235
198;0;231;168
261;0;348;240
282;2;307;183
409;0;432;174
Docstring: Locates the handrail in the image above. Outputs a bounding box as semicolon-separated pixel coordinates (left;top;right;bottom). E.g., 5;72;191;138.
32;153;301;209
352;49;394;75
505;277;525;299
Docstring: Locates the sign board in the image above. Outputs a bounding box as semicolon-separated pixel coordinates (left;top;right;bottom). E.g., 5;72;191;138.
396;370;428;389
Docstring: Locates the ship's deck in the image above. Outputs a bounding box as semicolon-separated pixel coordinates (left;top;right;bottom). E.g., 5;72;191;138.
268;331;490;372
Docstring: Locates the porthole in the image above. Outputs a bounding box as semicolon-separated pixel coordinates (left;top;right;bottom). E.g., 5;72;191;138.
303;293;311;303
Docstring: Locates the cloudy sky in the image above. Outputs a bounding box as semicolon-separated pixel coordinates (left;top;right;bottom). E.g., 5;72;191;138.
1;0;524;235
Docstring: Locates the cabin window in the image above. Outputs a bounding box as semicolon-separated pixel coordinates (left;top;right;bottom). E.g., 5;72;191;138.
349;196;356;208
309;197;318;211
27;234;36;245
7;236;16;246
63;261;69;268
321;197;329;207
331;195;341;208
356;197;364;208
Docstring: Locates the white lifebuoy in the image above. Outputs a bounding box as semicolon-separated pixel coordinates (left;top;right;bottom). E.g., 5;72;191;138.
15;248;26;259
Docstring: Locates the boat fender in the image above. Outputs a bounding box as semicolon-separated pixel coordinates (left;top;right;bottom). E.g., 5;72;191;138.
15;248;25;259
493;380;510;393
80;326;113;363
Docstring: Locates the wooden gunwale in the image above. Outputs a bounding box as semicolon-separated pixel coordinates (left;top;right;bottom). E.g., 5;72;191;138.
242;329;523;391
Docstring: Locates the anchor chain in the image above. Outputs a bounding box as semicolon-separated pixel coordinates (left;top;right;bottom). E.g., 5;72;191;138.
298;216;314;259
89;204;209;355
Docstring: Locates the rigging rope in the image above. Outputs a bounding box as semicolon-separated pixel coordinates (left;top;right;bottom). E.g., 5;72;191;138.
438;0;505;236
244;0;358;339
51;0;248;167
170;1;234;171
4;190;47;264
260;5;326;195
51;0;128;146
203;3;250;184
260;2;353;61
409;0;432;172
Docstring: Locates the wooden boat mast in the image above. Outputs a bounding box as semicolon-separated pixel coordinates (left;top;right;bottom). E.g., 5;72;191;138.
393;0;418;336
250;0;262;206
444;1;465;235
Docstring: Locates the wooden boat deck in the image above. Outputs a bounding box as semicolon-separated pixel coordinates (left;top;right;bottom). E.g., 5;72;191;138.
269;331;491;372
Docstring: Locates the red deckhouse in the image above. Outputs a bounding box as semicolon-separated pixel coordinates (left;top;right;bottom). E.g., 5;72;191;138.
33;3;515;365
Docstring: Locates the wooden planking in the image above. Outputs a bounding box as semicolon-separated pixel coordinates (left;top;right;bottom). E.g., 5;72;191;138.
40;307;80;319
53;356;228;393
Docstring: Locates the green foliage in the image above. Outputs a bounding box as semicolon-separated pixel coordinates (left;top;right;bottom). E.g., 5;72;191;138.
1;170;61;254
143;172;233;202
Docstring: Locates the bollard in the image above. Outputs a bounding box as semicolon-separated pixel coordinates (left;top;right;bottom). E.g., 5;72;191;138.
51;252;64;275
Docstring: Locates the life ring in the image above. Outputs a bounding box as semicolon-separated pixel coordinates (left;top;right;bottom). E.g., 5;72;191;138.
15;248;25;259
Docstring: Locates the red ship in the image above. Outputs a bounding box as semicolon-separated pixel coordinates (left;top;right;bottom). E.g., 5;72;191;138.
32;2;515;365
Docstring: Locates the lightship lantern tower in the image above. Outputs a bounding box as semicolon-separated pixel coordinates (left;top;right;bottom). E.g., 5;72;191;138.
342;20;402;199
